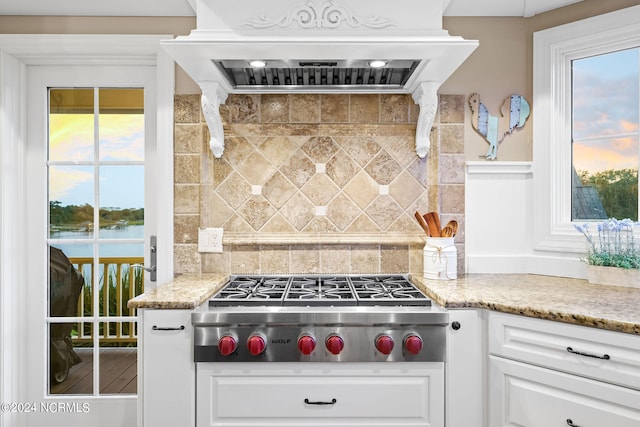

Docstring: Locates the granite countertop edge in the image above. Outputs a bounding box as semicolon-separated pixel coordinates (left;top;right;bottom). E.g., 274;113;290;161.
127;273;228;310
410;274;640;335
128;273;640;335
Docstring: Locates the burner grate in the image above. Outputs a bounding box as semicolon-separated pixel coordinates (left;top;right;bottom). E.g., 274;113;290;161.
209;275;430;307
283;276;356;306
210;276;290;306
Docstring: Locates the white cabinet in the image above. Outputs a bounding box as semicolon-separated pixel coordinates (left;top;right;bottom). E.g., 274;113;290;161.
139;309;194;427
196;363;444;427
446;309;484;427
488;312;640;427
489;356;640;426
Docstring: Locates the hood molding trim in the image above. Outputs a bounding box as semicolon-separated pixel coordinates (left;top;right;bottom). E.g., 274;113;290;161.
413;82;439;158
201;82;228;158
245;0;396;30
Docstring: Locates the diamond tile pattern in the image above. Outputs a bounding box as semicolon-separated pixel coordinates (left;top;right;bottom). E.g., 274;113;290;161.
193;94;439;235
302;174;339;206
364;150;402;185
237;151;276;185
237;196;276;231
301;136;339;163
174;93;468;277
280;192;315;231
280;150;315;188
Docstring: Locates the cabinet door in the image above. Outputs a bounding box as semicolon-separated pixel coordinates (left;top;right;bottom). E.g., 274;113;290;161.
488;311;640;390
197;362;444;427
489;355;640;427
141;309;194;427
446;309;484;427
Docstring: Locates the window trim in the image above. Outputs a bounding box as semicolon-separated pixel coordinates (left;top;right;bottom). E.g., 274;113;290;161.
532;5;640;275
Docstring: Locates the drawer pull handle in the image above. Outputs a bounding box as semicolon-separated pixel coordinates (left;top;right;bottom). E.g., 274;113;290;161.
152;325;185;331
566;346;610;360
566;419;581;427
304;398;337;406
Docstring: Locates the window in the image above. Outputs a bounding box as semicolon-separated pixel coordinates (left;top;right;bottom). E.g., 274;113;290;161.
533;5;640;275
571;48;639;221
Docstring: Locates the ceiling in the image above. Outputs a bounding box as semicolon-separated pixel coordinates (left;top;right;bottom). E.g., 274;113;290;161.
0;0;584;18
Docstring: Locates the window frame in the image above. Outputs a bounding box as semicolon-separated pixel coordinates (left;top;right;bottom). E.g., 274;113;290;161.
532;5;640;276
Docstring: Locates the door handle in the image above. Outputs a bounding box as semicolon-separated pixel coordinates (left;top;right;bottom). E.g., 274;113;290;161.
132;235;157;282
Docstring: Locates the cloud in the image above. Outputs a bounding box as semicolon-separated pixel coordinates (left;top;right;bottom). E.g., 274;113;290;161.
49;113;145;162
573;138;638;174
572;69;638;141
99;115;145;161
49;114;94;161
49;166;93;203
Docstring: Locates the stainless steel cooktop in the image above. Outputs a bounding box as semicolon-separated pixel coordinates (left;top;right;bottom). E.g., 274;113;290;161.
194;275;447;363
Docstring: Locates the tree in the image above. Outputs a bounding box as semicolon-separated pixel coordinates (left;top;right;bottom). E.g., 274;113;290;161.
580;168;638;220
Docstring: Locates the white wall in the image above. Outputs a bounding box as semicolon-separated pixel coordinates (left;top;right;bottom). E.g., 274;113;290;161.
465;161;533;273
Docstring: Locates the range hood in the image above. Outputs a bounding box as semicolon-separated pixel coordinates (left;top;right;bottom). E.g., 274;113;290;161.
161;0;478;158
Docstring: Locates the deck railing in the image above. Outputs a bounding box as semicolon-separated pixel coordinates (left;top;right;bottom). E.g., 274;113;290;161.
69;256;144;345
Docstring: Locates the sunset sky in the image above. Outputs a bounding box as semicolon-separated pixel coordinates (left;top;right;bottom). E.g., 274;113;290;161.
48;113;144;209
572;47;639;175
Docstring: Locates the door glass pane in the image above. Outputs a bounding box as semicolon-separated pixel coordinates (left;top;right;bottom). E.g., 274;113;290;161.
99;88;145;162
571;48;639;221
98;165;144;238
49;322;93;395
49;88;94;162
47;87;144;397
49;165;95;237
98;243;144;318
49;244;91;318
99;322;137;395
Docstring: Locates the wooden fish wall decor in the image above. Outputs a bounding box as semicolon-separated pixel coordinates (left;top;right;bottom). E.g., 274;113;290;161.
468;93;531;160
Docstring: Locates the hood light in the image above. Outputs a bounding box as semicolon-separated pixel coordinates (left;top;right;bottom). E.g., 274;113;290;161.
368;60;387;68
249;60;267;68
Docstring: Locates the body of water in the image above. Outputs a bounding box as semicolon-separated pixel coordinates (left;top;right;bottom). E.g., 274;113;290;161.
51;225;145;258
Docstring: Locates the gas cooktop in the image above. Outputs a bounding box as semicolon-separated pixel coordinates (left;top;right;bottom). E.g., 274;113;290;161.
209;274;431;307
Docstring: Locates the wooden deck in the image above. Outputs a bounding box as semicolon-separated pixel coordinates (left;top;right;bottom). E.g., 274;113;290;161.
50;347;137;395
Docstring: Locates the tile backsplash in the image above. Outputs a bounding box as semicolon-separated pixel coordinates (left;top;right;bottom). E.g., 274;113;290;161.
174;93;465;275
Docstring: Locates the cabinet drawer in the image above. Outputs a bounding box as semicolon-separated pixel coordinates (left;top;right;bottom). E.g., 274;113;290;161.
489;356;640;427
489;312;640;389
197;363;444;427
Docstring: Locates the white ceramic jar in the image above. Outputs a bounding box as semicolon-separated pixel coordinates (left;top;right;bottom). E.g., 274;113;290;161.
424;237;457;280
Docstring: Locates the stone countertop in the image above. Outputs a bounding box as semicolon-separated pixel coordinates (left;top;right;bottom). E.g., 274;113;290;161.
127;274;228;309
127;273;640;335
411;274;640;335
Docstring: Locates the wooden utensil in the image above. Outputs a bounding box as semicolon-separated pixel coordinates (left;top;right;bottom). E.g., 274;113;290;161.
423;212;442;238
444;220;458;236
414;211;431;236
441;226;454;237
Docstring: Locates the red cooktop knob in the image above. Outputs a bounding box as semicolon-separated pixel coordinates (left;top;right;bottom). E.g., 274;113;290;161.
247;334;266;356
375;335;394;355
404;334;423;355
297;334;316;355
325;334;344;355
218;335;237;356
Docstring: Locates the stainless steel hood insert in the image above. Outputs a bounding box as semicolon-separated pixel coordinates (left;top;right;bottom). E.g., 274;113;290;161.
215;59;419;90
161;0;478;158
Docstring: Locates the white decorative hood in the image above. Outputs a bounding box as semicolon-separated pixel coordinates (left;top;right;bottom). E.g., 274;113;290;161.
161;0;478;158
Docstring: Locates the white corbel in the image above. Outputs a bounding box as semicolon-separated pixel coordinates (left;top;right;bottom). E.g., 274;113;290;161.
200;82;229;158
411;82;440;158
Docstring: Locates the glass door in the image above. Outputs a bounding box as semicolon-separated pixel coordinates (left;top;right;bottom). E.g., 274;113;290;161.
47;87;145;396
25;64;157;426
